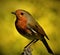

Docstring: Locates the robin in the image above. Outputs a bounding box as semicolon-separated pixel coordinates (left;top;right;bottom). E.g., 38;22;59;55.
11;9;54;54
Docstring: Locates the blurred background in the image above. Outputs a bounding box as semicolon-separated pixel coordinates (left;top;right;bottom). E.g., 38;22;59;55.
0;0;60;55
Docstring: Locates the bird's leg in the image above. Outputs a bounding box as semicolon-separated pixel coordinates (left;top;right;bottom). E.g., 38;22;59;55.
24;39;39;51
21;39;39;55
25;39;39;49
33;39;39;43
25;39;35;48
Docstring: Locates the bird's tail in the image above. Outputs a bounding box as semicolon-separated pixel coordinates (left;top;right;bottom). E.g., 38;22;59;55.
41;38;54;54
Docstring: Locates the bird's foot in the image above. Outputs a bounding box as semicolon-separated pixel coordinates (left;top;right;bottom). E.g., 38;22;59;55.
21;47;32;55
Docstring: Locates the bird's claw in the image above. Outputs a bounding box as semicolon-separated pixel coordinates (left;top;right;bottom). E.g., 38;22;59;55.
21;47;32;55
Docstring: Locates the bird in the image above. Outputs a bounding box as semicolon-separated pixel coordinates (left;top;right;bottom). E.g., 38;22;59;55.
11;9;54;54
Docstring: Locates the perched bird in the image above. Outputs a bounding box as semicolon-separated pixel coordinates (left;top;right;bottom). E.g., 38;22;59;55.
11;9;54;54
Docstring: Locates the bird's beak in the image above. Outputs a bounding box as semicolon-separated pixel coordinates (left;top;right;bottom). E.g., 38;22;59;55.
11;12;16;15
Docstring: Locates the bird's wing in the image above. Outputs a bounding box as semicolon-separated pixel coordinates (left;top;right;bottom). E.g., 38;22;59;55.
35;24;49;40
27;21;49;40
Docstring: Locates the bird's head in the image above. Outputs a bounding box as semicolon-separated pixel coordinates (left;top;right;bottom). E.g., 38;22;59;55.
11;9;24;19
11;9;32;20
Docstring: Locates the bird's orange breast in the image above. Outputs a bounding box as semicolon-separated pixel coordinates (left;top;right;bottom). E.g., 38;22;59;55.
16;16;27;30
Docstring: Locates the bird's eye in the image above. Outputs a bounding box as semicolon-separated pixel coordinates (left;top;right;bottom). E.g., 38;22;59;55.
21;12;24;15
